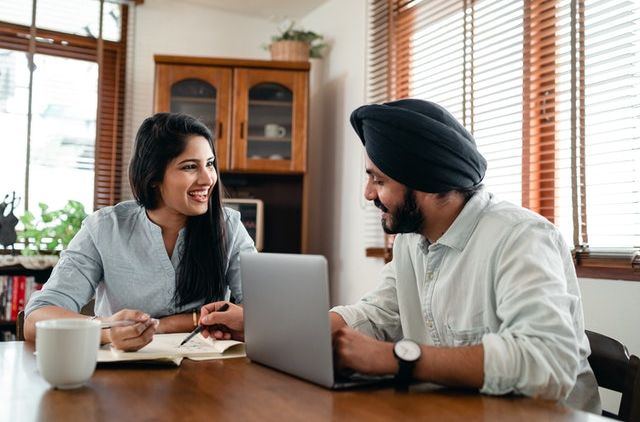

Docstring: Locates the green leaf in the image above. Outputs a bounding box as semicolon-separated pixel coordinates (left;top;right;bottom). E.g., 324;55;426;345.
20;211;36;226
18;199;88;255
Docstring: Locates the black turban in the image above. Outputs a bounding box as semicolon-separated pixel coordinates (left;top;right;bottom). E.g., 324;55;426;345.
350;99;487;193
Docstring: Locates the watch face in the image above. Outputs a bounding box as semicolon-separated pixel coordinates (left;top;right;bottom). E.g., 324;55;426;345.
395;340;421;362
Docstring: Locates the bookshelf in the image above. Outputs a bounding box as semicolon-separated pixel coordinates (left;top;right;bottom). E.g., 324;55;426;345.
0;255;56;341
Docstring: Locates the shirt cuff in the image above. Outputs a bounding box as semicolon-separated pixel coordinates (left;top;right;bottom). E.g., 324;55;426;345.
330;305;358;327
480;332;519;395
330;305;380;338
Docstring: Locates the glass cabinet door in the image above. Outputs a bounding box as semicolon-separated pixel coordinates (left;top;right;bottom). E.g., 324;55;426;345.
247;83;293;161
154;65;232;170
170;79;217;133
233;68;308;172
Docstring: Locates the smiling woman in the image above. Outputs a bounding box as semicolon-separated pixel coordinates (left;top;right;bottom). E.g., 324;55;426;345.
22;113;257;351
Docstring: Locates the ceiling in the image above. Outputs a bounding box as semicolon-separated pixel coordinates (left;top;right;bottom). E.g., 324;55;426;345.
181;0;329;21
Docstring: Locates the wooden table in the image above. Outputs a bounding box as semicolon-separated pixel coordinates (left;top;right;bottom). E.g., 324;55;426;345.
0;342;605;421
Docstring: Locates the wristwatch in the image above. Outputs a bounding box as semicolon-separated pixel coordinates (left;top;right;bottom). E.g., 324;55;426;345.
393;339;421;390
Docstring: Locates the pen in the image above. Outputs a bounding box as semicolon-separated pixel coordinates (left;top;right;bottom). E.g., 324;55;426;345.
100;318;159;329
179;303;229;347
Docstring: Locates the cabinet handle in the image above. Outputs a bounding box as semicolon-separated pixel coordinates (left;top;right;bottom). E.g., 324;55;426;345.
218;121;223;139
240;121;245;139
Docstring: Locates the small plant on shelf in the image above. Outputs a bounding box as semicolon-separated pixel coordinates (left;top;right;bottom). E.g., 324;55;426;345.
266;20;327;60
18;200;88;256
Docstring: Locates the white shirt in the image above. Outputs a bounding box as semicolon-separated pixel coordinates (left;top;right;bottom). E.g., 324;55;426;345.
331;188;600;413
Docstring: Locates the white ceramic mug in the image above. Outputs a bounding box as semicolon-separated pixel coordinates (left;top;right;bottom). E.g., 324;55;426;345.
36;318;101;389
264;123;287;138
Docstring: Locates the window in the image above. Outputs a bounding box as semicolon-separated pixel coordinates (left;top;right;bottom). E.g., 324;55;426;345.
0;0;129;222
365;0;640;280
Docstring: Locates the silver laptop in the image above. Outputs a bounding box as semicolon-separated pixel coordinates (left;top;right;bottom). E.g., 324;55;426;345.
240;252;392;389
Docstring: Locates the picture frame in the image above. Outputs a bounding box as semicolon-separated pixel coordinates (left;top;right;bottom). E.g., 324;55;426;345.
222;198;264;251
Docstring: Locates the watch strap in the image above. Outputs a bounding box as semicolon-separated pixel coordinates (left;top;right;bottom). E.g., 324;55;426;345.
395;358;415;391
393;340;420;391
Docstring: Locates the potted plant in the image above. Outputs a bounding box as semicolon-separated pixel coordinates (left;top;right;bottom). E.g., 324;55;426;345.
18;200;88;256
267;21;327;61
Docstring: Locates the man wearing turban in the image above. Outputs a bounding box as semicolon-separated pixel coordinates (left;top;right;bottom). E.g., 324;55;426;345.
329;99;600;413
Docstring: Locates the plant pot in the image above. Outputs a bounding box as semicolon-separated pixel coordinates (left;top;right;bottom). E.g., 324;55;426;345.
269;40;310;62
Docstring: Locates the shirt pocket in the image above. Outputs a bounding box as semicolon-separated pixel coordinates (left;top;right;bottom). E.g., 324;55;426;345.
445;311;489;347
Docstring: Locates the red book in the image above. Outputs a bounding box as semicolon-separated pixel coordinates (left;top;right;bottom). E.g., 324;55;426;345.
10;276;19;320
17;275;26;314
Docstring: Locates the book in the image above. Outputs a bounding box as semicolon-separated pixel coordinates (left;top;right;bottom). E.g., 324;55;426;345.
10;275;18;320
16;275;26;315
97;333;246;366
0;275;6;320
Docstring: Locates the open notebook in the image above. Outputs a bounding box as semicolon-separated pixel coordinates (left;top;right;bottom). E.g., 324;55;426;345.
97;333;246;366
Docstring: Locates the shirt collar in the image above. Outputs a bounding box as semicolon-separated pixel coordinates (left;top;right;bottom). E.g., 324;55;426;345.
141;206;162;234
141;207;186;237
433;187;491;252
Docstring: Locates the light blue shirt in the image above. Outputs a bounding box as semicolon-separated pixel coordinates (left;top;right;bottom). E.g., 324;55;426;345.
331;188;600;413
25;201;256;318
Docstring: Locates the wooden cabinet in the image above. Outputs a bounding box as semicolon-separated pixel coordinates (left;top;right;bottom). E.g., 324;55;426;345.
153;56;310;253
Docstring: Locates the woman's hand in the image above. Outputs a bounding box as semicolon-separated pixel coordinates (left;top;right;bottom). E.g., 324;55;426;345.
199;302;244;341
104;309;159;351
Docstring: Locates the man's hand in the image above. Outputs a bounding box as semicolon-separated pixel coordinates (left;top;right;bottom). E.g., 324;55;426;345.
199;301;244;341
105;309;158;351
333;327;397;375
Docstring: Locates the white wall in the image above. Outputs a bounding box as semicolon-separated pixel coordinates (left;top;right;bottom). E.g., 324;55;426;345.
121;0;274;198
300;0;385;306
580;278;640;356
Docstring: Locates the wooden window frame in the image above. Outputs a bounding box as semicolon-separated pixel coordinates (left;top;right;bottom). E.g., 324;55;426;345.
0;7;128;211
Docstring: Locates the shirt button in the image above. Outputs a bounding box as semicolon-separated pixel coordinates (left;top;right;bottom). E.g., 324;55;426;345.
427;321;433;328
427;272;433;280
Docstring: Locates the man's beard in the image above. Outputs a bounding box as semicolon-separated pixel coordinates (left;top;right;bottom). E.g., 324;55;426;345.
375;189;424;234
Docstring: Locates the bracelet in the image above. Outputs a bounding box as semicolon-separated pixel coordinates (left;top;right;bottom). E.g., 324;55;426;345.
192;309;198;327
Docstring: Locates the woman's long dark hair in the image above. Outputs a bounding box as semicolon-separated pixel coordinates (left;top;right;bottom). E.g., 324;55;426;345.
129;113;227;307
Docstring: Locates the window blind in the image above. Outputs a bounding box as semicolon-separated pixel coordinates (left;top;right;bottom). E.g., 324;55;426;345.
473;0;523;207
363;0;391;253
582;0;640;250
365;0;640;277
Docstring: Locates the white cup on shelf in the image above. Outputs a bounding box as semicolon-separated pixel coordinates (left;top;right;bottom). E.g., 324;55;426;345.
264;123;287;138
35;318;101;389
